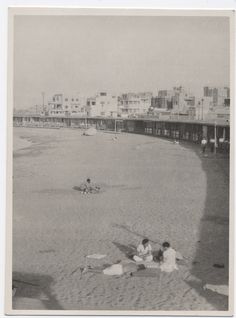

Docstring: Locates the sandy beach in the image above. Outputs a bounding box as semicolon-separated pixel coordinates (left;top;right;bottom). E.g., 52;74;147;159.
12;127;229;311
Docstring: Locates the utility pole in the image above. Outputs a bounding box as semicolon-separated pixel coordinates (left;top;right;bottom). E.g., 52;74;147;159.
214;121;217;155
42;92;45;111
201;98;204;121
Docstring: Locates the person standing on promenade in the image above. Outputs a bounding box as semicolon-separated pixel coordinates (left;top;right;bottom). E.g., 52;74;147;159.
201;137;207;154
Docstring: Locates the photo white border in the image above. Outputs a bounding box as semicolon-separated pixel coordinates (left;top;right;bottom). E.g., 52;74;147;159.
1;3;235;318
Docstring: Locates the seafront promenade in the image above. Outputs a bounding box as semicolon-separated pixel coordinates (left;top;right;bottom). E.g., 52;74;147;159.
13;115;230;149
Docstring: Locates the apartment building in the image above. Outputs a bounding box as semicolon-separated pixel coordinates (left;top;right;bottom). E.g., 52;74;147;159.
86;92;118;117
47;94;87;116
203;86;230;106
119;92;152;116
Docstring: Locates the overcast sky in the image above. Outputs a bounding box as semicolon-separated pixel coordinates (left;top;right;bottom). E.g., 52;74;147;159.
14;15;230;109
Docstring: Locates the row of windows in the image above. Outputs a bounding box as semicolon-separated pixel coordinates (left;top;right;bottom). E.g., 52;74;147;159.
65;98;80;102
87;101;96;106
52;97;81;102
64;105;80;109
50;109;85;114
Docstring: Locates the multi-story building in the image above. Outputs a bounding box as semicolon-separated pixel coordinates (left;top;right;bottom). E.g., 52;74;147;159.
151;90;174;110
170;87;195;116
205;106;230;122
119;92;152;116
86;92;118;117
195;96;214;120
47;94;87;116
151;87;196;119
203;86;230;106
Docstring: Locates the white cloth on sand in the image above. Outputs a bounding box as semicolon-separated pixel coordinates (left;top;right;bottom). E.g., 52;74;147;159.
103;260;137;276
133;254;153;262
160;247;178;272
203;284;228;296
144;261;160;269
103;264;123;276
86;254;106;259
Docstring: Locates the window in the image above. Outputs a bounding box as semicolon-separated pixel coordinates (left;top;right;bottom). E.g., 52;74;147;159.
100;92;107;96
92;102;96;105
65;98;68;101
72;98;74;101
53;97;55;102
76;98;79;101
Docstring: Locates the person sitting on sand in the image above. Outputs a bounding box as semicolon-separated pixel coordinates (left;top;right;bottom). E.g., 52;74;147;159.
133;238;153;262
80;259;141;276
79;178;100;194
159;241;178;272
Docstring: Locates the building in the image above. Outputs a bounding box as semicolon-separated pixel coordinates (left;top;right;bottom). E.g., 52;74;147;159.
203;86;230;106
119;92;152;116
14;105;45;116
151;93;173;110
86;92;118;117
47;94;87;116
168;87;196;118
195;97;214;120
205;106;230;122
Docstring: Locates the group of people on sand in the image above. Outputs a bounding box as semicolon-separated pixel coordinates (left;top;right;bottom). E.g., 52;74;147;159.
132;239;178;273
81;239;179;277
77;178;179;275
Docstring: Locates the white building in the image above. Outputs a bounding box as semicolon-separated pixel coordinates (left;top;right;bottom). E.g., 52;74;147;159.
47;94;87;116
86;92;118;117
119;92;152;116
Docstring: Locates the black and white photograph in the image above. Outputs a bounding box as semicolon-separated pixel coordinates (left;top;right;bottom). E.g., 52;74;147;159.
6;8;234;315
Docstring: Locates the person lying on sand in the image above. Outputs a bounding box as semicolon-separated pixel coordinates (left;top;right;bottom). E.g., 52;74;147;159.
79;178;100;194
133;238;153;262
80;260;142;276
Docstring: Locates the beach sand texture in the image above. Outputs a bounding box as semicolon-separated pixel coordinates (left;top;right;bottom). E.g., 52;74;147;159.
12;127;229;311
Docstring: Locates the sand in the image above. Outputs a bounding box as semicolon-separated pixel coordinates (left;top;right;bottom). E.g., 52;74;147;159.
12;127;229;311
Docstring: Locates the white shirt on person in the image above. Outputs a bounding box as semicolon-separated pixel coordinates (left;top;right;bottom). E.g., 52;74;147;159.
160;247;178;272
137;243;152;257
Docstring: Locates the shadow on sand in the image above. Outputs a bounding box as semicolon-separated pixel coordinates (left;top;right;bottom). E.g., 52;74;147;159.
112;223;163;246
113;140;229;311
112;241;136;259
181;142;229;311
12;271;63;310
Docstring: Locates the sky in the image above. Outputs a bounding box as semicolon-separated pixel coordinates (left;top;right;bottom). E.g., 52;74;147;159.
13;15;230;109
